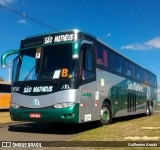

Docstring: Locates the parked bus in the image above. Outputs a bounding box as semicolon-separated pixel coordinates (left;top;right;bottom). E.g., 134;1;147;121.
0;81;11;109
1;29;157;125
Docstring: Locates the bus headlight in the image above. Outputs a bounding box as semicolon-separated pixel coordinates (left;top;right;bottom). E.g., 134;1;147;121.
11;103;20;109
53;102;75;108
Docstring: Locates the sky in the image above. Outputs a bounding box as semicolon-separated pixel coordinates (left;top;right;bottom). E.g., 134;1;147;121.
0;0;160;86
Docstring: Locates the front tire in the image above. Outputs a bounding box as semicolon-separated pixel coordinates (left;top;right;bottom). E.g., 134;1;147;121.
99;102;112;126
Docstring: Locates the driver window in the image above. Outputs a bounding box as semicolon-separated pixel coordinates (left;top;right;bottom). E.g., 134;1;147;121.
82;48;94;80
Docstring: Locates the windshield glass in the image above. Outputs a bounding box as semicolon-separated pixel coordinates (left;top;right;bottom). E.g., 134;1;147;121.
18;44;79;81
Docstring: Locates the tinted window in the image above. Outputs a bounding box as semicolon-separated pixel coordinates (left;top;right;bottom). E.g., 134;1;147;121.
95;44;109;68
149;74;157;87
144;71;149;84
82;47;94;80
108;50;113;70
135;66;143;81
103;50;108;68
85;50;93;71
114;53;121;73
126;61;135;78
153;76;157;87
113;53;125;74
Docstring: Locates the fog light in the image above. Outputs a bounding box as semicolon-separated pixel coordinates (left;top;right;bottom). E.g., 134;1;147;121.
68;113;75;118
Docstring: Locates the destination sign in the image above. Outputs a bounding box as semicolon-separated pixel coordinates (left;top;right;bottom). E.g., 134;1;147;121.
44;33;74;44
21;31;78;48
44;33;75;44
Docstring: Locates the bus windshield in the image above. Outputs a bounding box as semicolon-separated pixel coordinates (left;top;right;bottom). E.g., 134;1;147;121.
18;43;79;81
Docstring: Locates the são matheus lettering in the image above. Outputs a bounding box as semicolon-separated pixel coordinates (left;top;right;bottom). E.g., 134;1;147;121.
54;34;74;42
44;34;74;44
23;86;53;93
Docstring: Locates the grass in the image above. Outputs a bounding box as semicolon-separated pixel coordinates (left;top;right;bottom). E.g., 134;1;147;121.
71;112;160;141
70;108;160;150
0;110;13;124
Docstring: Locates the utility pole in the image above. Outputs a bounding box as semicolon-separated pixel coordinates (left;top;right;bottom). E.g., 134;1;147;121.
102;33;111;41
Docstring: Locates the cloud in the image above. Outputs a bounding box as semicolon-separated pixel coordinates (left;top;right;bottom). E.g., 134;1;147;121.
18;19;27;24
122;36;160;51
0;0;17;5
146;37;160;49
122;43;151;50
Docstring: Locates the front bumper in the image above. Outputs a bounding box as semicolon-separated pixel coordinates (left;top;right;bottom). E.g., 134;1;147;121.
10;103;79;123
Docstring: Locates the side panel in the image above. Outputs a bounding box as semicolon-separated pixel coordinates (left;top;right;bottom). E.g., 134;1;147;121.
79;81;101;123
96;68;156;118
79;68;155;123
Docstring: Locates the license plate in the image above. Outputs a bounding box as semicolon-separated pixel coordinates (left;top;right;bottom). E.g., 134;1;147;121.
30;113;41;118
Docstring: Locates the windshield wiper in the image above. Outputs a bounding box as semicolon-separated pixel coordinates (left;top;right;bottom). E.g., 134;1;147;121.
24;66;36;81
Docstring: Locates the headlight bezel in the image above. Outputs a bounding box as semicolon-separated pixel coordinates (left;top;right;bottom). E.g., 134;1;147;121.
53;102;75;109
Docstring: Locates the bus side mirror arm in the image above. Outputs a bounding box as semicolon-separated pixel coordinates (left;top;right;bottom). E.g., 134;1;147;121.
1;49;20;69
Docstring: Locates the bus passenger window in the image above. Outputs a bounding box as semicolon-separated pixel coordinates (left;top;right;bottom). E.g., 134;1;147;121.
95;46;103;65
135;66;140;80
82;49;94;80
95;44;109;68
114;54;122;73
135;66;143;81
103;50;108;67
113;54;126;74
126;61;135;77
144;71;149;84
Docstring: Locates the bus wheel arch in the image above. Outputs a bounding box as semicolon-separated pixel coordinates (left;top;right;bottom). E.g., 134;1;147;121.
103;99;112;108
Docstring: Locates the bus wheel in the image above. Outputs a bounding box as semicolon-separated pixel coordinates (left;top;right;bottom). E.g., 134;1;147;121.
146;102;150;116
99;102;112;126
149;103;153;115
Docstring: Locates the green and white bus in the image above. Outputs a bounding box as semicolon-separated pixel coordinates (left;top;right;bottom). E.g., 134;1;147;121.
1;29;157;125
